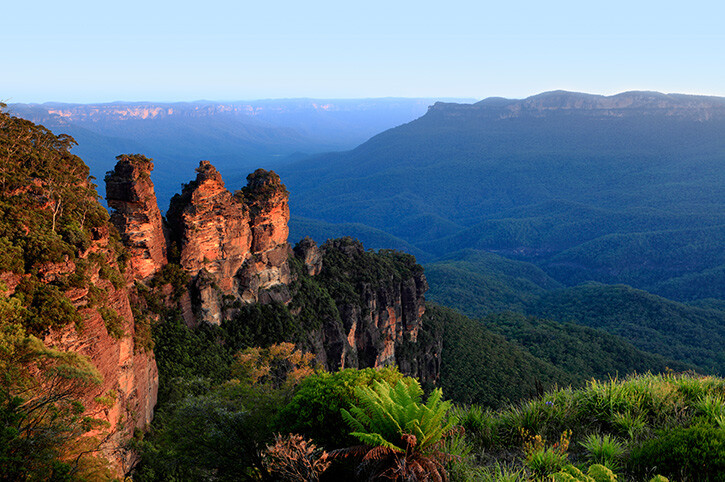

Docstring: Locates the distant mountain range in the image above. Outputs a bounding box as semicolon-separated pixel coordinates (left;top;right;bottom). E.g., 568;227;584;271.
8;97;472;206
280;90;725;300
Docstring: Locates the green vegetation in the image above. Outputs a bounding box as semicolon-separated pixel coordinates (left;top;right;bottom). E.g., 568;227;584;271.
426;304;690;407
425;250;560;316
451;373;724;481
425;250;722;378
0;105;131;479
333;379;456;481
281;94;725;303
529;284;725;373
277;367;405;448
425;304;572;407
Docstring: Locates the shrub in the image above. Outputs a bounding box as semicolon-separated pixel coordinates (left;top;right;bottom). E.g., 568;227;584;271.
262;433;331;482
333;378;457;481
99;307;125;339
521;428;571;478
276;367;404;449
579;433;625;472
551;464;616;482
628;422;725;481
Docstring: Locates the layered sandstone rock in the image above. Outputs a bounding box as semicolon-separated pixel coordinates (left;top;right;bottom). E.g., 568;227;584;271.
311;238;438;385
106;155;168;281
24;222;160;476
166;162;291;324
104;158;440;387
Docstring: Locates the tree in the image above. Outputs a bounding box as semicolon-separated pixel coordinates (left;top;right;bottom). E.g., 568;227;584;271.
333;378;457;481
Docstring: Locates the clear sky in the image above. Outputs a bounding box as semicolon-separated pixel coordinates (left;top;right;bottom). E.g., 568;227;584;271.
3;0;724;103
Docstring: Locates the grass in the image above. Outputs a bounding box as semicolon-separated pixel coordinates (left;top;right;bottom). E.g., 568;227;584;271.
448;372;725;481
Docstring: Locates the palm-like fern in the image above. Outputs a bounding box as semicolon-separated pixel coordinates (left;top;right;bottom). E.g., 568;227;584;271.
332;378;457;481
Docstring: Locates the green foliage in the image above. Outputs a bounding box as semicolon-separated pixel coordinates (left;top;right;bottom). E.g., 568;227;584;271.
283;98;725;302
335;378;456;481
223;302;300;352
0;236;23;273
551;464;617;482
529;283;725;374
342;379;455;453
277;367;404;449
137;390;272;481
579;433;625;472
455;373;725;482
425;249;561;316
238;168;289;207
99;307;125;339
20;281;83;334
628;422;725;481
0;335;108;480
137;344;320;482
149;262;189;300
425;303;573;407
151;312;232;404
317;237;423;308
287;255;341;332
521;429;571;478
132;308;154;353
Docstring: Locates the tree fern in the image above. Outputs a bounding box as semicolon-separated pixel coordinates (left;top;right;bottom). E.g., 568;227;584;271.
334;378;457;481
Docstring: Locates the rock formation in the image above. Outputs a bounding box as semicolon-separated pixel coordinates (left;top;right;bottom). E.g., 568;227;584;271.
104;158;440;383
2;218;159;476
301;238;439;386
40;227;158;474
294;236;323;276
166;162;291;324
105;155;168;281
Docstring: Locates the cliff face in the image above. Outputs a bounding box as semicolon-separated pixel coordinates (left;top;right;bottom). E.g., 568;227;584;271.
166;162;291;325
40;227;158;474
298;238;440;386
105;155;168;281
0;107;161;479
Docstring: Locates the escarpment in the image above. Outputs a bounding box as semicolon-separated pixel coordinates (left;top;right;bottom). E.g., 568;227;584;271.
106;159;440;384
305;238;439;385
0;110;159;477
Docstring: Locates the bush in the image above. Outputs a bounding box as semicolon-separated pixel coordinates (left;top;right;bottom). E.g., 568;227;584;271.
276;367;404;449
521;429;571;478
628;422;725;481
262;434;331;482
99;307;125;339
579;433;625;472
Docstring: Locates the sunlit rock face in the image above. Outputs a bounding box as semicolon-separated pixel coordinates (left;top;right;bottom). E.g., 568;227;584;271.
166;162;291;324
105;155;168;282
20;220;160;476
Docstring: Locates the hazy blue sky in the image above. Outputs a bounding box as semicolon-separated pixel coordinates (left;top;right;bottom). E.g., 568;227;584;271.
3;0;724;103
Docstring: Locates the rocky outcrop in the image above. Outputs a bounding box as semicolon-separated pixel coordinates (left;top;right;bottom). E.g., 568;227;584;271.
166;162;291;324
308;238;439;385
294;237;323;276
5;221;160;476
104;158;441;384
105;155;168;281
41;238;158;474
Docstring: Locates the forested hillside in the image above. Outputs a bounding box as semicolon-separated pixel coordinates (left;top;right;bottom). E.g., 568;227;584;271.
281;91;725;301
